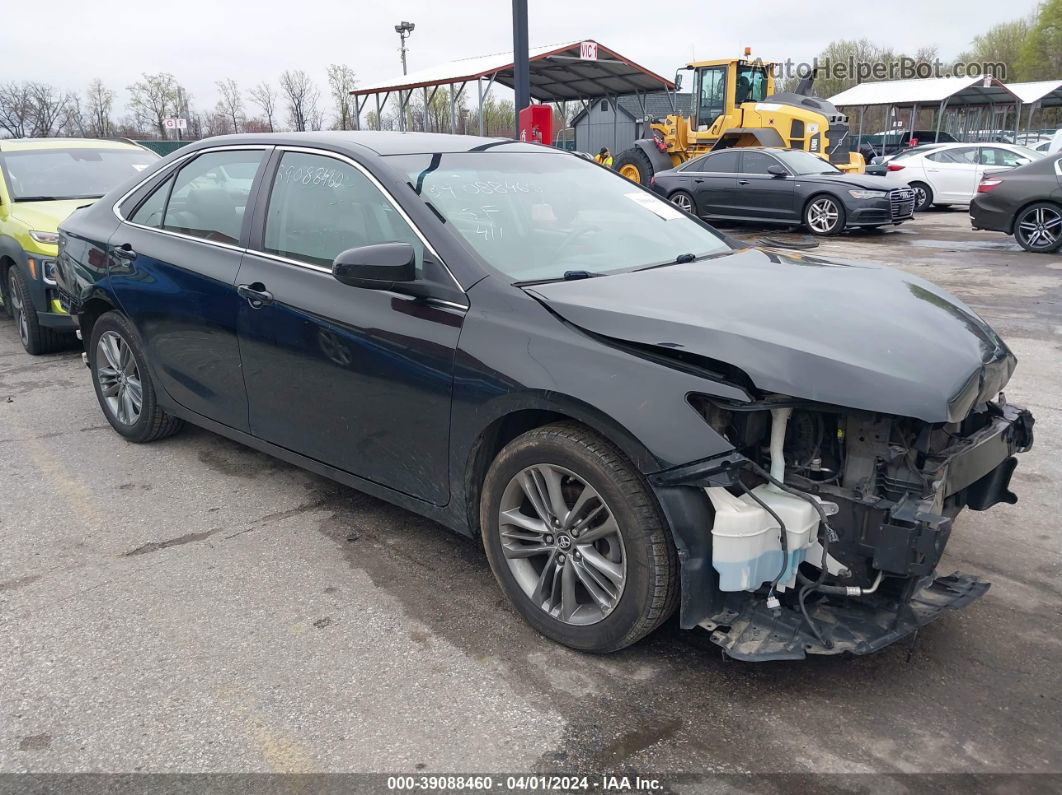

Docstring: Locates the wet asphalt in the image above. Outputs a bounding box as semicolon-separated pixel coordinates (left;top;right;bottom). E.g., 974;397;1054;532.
1;209;1060;778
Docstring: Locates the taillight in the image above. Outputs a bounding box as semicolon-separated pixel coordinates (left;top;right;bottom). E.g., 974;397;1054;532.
886;163;905;171
978;178;1003;193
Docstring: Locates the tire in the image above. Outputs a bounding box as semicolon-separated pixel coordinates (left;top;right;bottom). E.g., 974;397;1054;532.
803;194;846;236
670;190;696;215
910;182;933;212
1013;202;1062;253
480;422;678;653
613;148;654;186
88;311;183;443
7;265;65;355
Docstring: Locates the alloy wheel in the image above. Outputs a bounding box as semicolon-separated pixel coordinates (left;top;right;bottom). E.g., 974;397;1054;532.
1017;206;1062;251
96;330;143;426
913;185;929;210
807;198;840;233
498;463;626;626
671;193;694;214
9;272;28;346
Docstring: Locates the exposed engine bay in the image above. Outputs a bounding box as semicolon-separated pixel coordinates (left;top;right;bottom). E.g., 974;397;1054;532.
682;393;1035;661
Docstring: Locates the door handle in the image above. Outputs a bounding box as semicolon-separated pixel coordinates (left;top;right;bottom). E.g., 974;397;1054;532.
112;243;136;262
738;179;749;185
693;178;704;183
237;283;274;308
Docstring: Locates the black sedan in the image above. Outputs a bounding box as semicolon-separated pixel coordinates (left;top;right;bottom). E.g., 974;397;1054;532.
54;132;1032;661
970;154;1062;253
651;147;914;235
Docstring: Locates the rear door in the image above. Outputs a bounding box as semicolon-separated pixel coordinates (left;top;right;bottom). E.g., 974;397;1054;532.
235;147;465;505
109;147;269;431
733;150;797;221
686;150;741;218
923;146;979;202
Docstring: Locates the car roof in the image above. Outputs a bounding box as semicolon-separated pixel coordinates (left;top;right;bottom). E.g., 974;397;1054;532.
180;131;547;157
0;137;149;153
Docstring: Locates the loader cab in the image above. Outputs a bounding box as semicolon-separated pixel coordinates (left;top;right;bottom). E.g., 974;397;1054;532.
686;59;773;135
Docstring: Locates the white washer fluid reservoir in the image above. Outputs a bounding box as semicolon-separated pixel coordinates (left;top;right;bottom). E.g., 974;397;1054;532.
706;485;820;592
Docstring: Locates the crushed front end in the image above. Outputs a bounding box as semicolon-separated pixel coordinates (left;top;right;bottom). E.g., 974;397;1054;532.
657;394;1034;661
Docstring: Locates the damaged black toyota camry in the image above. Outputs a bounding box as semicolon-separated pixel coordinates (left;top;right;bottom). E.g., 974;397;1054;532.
54;132;1034;661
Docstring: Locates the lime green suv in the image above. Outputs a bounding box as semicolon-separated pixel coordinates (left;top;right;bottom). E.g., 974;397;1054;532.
0;138;158;354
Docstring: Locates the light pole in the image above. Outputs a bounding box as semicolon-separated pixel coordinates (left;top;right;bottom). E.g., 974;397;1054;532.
395;21;415;75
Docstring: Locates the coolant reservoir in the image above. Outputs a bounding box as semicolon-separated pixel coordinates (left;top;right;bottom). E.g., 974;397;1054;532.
706;485;820;592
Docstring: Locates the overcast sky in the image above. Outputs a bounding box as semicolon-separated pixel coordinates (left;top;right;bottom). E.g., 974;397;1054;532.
2;0;1042;118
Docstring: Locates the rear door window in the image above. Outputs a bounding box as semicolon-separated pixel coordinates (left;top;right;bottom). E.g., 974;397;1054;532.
926;147;978;165
696;150;740;173
161;150;265;245
129;175;174;229
261;151;424;271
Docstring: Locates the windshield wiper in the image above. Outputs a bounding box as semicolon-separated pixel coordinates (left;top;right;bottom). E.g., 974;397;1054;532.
675;253;696;263
514;270;604;286
14;194;102;202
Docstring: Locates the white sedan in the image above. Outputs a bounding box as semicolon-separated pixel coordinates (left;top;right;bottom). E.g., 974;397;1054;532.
881;142;1043;211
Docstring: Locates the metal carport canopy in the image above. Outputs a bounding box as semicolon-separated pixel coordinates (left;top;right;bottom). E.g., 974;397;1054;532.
351;40;675;101
1007;80;1062;108
827;76;1020;108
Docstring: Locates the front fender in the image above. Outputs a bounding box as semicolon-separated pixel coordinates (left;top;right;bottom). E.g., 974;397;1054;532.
633;139;675;176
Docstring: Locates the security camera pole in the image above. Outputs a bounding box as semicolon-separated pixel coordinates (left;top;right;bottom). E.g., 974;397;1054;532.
395;20;415;76
512;0;529;138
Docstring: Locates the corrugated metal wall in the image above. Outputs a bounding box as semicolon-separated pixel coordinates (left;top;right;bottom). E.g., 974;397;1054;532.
573;98;638;155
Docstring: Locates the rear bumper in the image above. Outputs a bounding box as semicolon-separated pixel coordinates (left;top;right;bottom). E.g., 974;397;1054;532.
706;571;989;661
969;198;1012;233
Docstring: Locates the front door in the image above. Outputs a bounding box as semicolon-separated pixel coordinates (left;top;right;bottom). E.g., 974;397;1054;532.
733;150;797;221
109;148;268;431
235;149;465;506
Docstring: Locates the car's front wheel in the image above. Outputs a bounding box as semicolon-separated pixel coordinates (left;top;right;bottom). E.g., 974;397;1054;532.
1013;202;1062;253
804;195;846;236
481;422;678;653
7;266;65;355
89;311;183;443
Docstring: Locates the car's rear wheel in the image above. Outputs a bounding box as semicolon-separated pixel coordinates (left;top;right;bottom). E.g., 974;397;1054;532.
481;422;678;653
804;195;846;236
910;181;933;212
7;266;64;355
670;190;696;215
89;311;183;443
1014;202;1062;253
613;148;653;186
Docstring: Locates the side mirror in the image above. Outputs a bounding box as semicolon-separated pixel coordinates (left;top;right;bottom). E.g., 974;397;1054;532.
864;164;888;177
332;242;416;290
674;71;684;91
767;164;787;177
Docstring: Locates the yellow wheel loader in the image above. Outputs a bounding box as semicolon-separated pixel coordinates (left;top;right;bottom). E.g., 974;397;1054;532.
614;55;866;185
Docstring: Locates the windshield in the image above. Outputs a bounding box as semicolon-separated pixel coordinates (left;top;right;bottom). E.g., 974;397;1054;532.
774;149;840;175
736;66;769;104
0;147;158;201
387;151;731;283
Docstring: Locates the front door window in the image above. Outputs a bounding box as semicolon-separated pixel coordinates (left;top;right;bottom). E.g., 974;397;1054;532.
696;67;727;130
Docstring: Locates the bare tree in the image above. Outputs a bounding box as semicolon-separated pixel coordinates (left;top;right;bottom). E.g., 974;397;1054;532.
249;81;278;132
63;93;88;137
0;82;35;138
28;82;70;136
86;78;114;137
128;72;187;137
327;64;358;130
279;69;320;132
215;78;244;134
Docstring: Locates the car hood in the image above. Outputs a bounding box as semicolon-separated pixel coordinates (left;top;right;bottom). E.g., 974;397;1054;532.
9;199;96;232
526;248;1014;423
799;172;896;191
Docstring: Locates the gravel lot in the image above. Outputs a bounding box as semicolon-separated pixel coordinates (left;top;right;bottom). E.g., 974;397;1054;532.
1;209;1060;778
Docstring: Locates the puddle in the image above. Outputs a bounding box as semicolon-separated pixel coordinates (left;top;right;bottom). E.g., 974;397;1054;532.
907;239;1022;252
